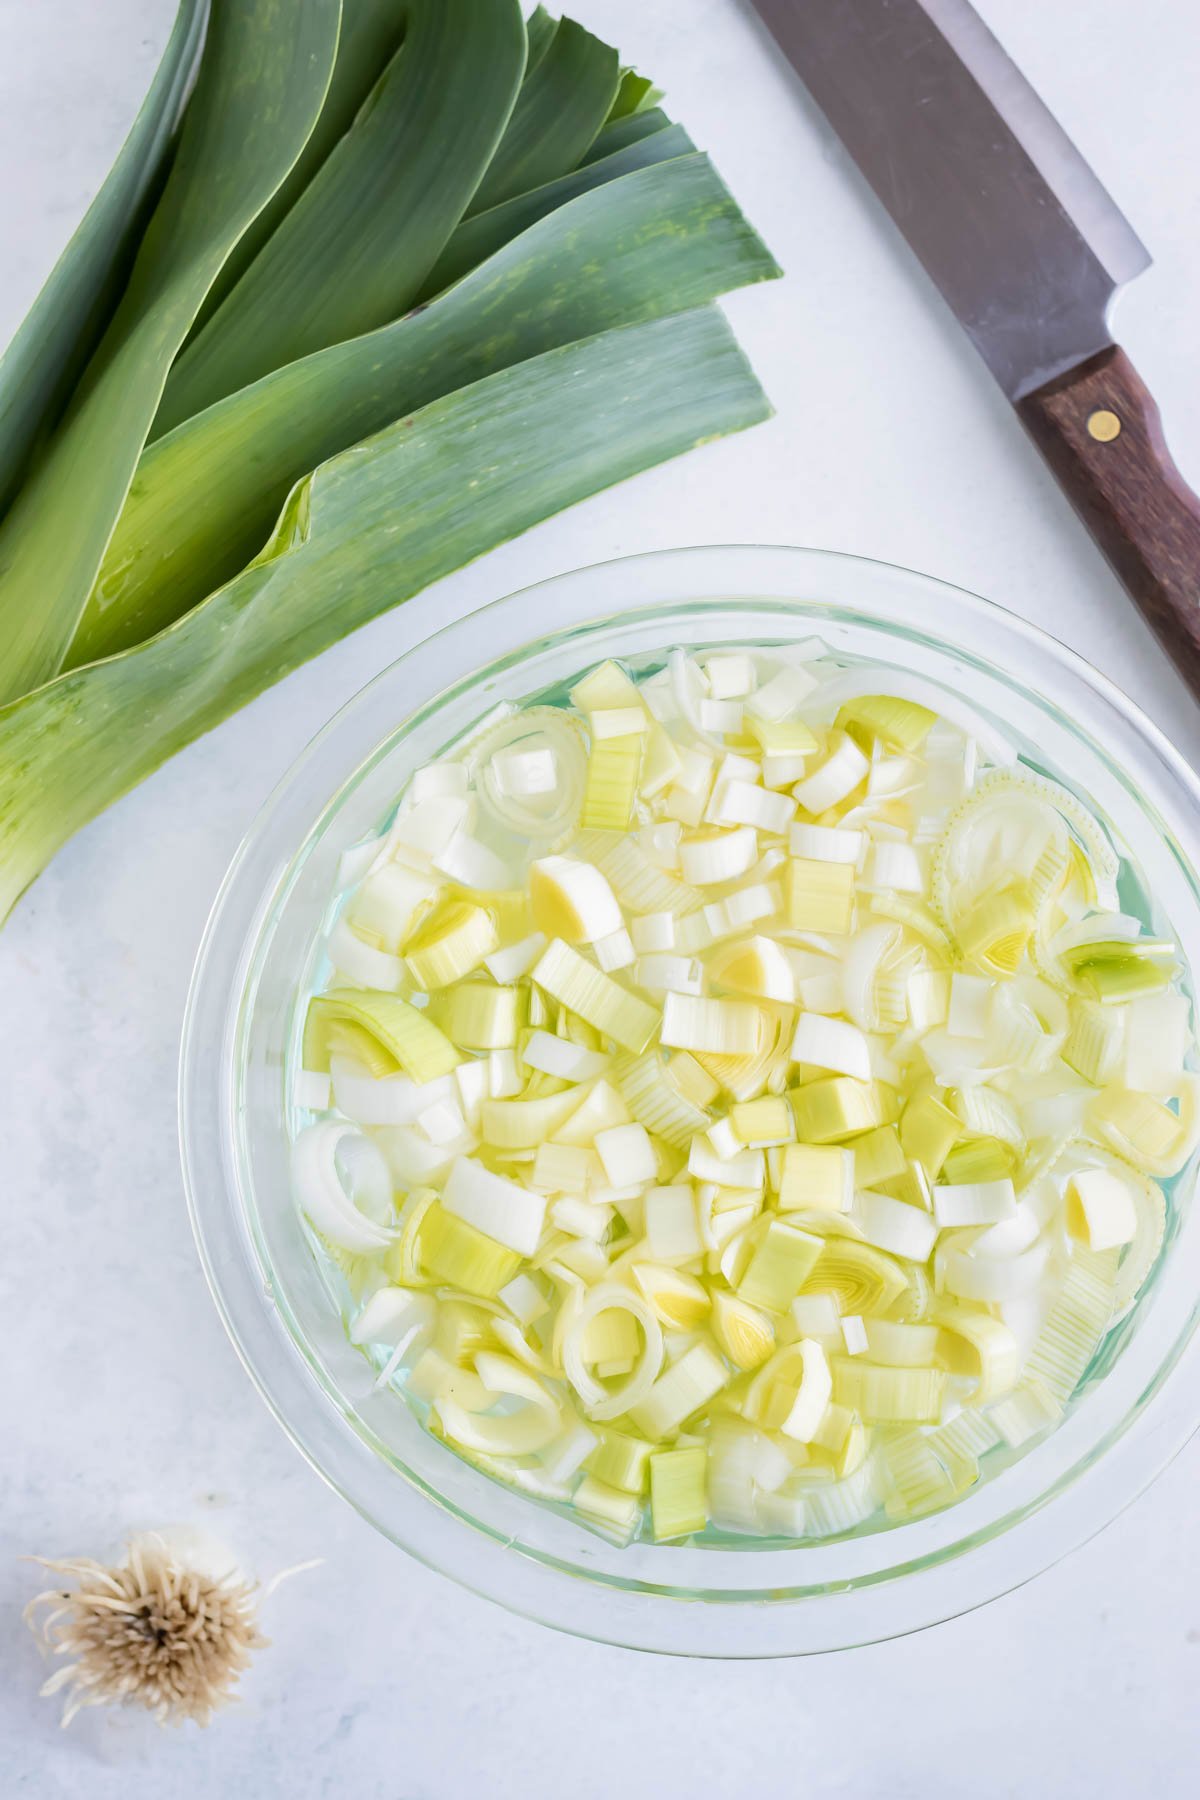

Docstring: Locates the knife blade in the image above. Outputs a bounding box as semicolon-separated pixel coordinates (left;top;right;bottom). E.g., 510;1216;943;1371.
750;0;1200;697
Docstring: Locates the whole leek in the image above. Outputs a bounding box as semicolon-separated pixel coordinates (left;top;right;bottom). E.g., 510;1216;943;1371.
0;0;780;922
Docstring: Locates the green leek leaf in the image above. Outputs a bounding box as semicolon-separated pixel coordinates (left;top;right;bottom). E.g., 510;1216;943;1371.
0;0;208;518
418;122;697;302
524;5;558;75
608;71;659;121
156;0;526;432
0;0;342;705
467;15;620;214
69;154;779;665
581;108;672;165
186;0;409;343
0;309;770;919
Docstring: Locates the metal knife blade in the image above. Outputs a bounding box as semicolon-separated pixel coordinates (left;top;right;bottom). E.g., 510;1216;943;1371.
748;0;1151;399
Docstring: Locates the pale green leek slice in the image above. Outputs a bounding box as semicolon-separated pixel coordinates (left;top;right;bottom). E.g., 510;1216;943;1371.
738;1220;823;1314
588;1428;654;1494
613;1050;713;1150
305;990;461;1082
1023;1245;1117;1402
877;1430;957;1518
800;1239;906;1317
156;0;527;432
0;309;770;921
69;153;778;665
830;1358;946;1424
649;1445;707;1539
0;0;343;704
0;0;207;517
533;940;660;1054
988;1375;1062;1448
419;1203;524;1298
836;696;936;754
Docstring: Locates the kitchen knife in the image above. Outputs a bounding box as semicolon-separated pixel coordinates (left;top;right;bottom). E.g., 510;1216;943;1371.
749;0;1200;699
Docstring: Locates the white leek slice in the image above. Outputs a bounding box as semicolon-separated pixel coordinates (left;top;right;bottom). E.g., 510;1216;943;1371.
791;1013;872;1081
662;994;764;1056
747;661;818;719
852;1190;938;1261
840;1314;869;1356
635;953;704;996
520;1029;609;1083
790;822;864;865
792;734;869;814
433;830;511;892
330;1061;451;1128
347;861;440;953
709;778;795;834
562;1284;664;1421
867;841;924;894
443;1157;547;1256
484;931;547;984
490;744;557;797
704;652;757;698
593;927;637;972
291;1122;396;1255
941;1239;1048;1303
679;826;759;886
350;1287;436;1353
473;706;587;842
631;911;677;953
1065;1169;1138;1252
530;856;622;945
326;917;405;992
932;1178;1016;1228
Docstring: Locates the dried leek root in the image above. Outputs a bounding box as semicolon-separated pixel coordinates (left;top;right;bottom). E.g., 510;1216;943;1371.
288;644;1195;1544
24;1530;273;1727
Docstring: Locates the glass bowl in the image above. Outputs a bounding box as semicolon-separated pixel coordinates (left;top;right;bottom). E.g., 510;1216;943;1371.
180;545;1200;1657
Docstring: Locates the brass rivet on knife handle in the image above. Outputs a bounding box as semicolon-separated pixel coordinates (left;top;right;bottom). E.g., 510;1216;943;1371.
1017;345;1200;701
1087;410;1122;443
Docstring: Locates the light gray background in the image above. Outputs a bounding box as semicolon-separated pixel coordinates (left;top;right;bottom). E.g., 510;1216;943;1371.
2;2;1199;1795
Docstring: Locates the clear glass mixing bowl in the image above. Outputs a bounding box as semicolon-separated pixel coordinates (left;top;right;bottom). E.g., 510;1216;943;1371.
180;545;1200;1656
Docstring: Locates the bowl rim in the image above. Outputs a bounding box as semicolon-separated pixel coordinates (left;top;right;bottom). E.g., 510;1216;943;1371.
180;542;1200;1656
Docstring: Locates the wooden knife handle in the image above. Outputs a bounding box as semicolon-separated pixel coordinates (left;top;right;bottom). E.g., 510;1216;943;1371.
1016;344;1200;702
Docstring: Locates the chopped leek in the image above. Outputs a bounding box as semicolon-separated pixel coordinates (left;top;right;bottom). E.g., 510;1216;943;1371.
738;1220;823;1313
649;1446;708;1539
786;857;856;934
533;939;659;1053
305;990;460;1081
777;1144;854;1213
405;901;498;991
289;639;1193;1544
419;1203;523;1298
831;1359;946;1424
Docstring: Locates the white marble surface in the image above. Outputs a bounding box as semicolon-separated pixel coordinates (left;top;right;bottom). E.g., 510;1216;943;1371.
2;1;1200;1794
